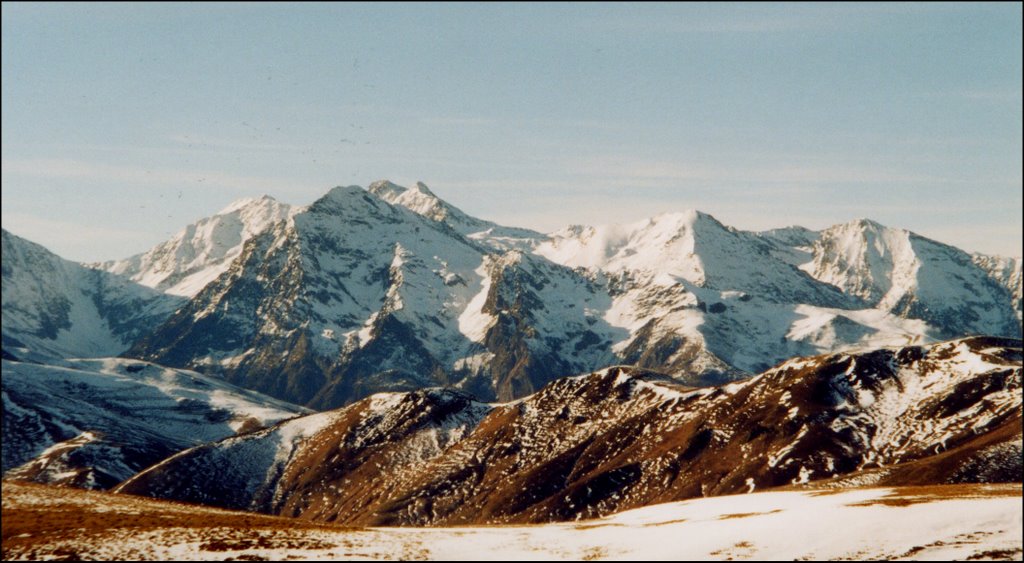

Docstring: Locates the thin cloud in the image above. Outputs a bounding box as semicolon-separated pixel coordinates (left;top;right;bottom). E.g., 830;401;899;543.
167;135;316;153
564;157;950;186
579;4;968;35
919;89;1024;103
1;157;304;194
418;116;499;127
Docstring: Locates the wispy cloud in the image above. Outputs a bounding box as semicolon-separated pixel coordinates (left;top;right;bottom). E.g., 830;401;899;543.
580;13;829;34
918;89;1024;103
1;157;305;194
166;134;317;153
956;89;1023;102
563;156;950;187
417;115;632;132
578;3;970;35
417;116;499;127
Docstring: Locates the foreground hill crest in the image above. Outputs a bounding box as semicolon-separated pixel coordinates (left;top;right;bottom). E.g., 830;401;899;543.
116;336;1023;525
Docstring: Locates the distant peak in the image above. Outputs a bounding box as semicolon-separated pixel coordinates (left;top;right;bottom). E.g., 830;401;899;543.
218;194;279;215
774;225;815;233
558;224;593;237
848;218;887;230
367;180;407;199
412;181;437;197
368;180;441;201
649;209;724;230
323;185;369;200
306;185;385;216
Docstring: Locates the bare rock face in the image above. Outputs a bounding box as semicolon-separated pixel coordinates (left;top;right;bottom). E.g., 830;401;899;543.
118;336;1022;525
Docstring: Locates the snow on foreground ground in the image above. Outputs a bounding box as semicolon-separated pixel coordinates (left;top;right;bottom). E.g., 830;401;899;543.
3;481;1021;561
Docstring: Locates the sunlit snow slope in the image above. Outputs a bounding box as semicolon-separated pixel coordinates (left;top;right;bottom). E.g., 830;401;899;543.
1;230;183;361
3;481;1021;561
2;357;303;489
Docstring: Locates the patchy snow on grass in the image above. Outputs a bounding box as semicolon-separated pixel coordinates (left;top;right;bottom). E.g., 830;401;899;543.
3;483;1020;561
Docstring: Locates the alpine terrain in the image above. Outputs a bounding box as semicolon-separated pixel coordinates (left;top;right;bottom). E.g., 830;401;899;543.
2;357;303;489
2;230;182;362
1;179;1021;561
72;180;1021;409
117;336;1021;525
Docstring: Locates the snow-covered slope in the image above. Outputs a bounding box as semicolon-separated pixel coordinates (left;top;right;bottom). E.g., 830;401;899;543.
127;186;642;407
974;252;1023;325
536;213;930;375
2;357;303;489
116;388;491;514
537;211;842;306
800;219;1020;338
4;481;1021;561
368;180;543;251
119;336;1022;525
96;196;293;297
122;183;1023;407
1;230;183;361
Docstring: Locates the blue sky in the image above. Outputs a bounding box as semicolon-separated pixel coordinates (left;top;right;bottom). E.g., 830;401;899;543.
2;3;1021;261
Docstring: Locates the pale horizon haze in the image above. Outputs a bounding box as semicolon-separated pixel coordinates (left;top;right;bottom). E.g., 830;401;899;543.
2;3;1021;262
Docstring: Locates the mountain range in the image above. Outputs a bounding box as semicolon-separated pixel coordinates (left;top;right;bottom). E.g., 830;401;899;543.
1;180;1021;508
7;180;1015;410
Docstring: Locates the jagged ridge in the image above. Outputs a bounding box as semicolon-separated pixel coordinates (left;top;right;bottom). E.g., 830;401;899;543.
117;336;1022;525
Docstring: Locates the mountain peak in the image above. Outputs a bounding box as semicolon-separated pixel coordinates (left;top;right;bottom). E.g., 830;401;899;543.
324;184;368;200
367;179;407;199
97;195;293;297
217;194;279;215
363;180;544;248
412;181;436;196
369;180;451;221
648;209;723;231
844;217;890;232
307;185;388;218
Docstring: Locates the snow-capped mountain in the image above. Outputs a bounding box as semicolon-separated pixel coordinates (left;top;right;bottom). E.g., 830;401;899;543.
126;186;625;408
96;195;293;297
2;356;303;489
973;252;1023;324
798;219;1020;338
1;229;183;361
117;181;1022;408
535;211;878;376
117;336;1022;525
536;211;841;305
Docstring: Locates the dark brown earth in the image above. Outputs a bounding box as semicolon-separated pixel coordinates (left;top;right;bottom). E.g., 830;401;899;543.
115;336;1022;526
